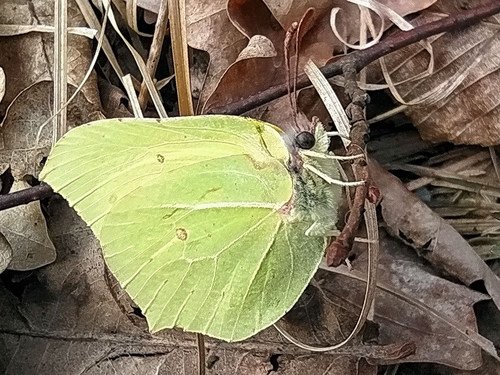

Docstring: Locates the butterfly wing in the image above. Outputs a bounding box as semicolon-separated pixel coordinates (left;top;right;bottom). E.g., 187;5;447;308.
40;115;325;341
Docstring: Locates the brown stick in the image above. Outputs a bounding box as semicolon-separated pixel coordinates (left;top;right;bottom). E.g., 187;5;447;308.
0;184;53;211
206;1;500;115
326;65;369;267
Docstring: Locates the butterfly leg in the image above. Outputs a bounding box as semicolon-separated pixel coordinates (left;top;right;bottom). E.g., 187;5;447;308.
301;149;364;160
303;164;365;187
305;222;329;236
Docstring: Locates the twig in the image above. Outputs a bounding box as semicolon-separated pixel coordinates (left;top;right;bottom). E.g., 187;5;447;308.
326;65;369;267
137;0;169;110
196;333;206;375
0;2;499;211
206;1;500;115
0;184;53;211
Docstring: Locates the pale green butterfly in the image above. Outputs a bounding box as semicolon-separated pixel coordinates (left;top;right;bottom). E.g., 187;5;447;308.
39;115;344;342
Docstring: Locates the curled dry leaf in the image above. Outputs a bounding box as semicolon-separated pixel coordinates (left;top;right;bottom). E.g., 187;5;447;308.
203;34;279;113
202;0;357;114
202;0;287;113
369;158;500;312
371;8;500;145
138;0;438;118
184;0;437;114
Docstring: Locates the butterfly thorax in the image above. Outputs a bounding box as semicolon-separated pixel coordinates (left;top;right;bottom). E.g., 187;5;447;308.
284;123;342;236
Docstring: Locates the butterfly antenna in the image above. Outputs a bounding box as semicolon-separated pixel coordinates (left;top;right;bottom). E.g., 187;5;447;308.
284;21;299;132
285;9;312;133
293;10;313;121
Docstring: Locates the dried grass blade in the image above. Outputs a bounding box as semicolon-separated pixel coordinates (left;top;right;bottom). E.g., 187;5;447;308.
53;0;68;141
122;74;144;118
100;0;167;117
0;25;96;38
168;0;193;115
304;60;350;146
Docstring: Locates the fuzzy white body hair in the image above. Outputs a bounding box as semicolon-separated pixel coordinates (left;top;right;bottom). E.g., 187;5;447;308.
288;123;343;236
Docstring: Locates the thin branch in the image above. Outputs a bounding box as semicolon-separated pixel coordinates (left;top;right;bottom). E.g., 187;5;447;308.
196;333;206;375
0;184;53;211
206;1;500;115
326;65;369;267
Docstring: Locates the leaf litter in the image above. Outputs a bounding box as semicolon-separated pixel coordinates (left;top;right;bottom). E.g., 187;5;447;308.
1;0;500;373
0;0;100;270
317;229;493;369
370;159;500;311
366;4;500;146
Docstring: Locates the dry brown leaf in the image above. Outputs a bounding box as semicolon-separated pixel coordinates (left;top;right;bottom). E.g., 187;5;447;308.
284;229;490;369
0;79;98;270
0;82;97;180
369;158;500;313
0;82;59;270
201;0;287;114
98;77;133;118
203;35;282;114
371;6;500;145
202;0;351;114
140;0;272;111
451;354;500;375
201;0;437;117
0;181;55;271
0;0;101;270
0;0;100;116
138;0;437;116
185;0;248;111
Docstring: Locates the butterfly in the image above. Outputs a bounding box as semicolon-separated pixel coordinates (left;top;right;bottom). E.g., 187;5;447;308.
40;113;353;341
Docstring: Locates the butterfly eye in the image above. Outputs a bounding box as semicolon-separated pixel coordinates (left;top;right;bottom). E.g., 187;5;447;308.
295;131;315;150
